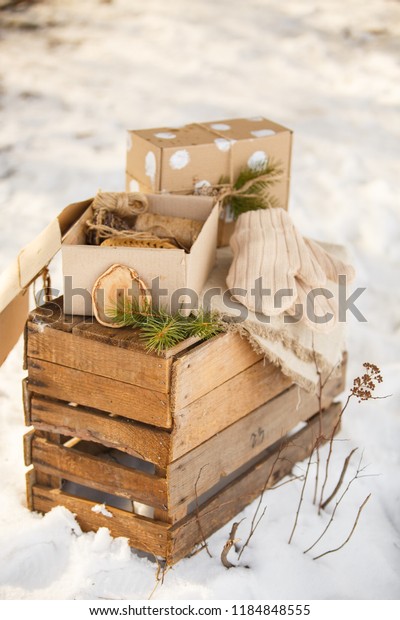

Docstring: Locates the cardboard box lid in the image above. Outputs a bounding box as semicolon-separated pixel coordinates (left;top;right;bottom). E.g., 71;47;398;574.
0;198;92;366
128;117;291;149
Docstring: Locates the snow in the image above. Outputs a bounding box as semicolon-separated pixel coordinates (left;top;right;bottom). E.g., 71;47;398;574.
0;0;399;601
91;504;113;518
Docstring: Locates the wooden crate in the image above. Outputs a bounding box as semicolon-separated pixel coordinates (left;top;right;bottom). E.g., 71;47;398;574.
23;298;344;564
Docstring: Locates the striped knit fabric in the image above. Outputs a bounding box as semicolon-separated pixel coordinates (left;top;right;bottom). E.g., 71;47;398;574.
226;208;355;331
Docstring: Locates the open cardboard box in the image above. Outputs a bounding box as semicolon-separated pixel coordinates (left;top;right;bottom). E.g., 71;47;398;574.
62;193;219;316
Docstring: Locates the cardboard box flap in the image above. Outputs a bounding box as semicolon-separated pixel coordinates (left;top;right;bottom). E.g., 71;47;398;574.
58;198;93;236
0;289;29;367
18;218;62;290
0;198;95;366
147;193;215;221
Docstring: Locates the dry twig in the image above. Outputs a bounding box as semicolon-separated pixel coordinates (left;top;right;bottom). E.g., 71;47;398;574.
237;444;287;561
320;447;358;511
313;494;371;560
194;465;212;558
288;448;314;544
220;520;244;569
304;452;365;554
319;363;385;512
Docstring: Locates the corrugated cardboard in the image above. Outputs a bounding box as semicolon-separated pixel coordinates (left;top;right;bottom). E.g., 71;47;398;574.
0;289;29;367
126;117;293;244
0;199;92;367
62;193;219;316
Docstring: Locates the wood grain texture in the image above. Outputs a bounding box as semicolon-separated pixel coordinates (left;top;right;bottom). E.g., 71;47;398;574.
31;485;169;558
22;377;31;426
168;402;341;564
23;430;34;466
30;395;170;467
171;359;292;460
28;297;84;333
168;367;344;521
31;436;168;510
27;321;171;393
27;358;171;428
171;331;262;411
25;468;36;511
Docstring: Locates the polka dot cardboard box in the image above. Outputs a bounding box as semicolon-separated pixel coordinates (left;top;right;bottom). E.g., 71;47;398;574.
126;117;293;246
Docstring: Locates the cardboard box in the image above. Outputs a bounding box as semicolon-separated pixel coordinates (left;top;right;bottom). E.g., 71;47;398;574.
126;117;293;245
62;193;219;316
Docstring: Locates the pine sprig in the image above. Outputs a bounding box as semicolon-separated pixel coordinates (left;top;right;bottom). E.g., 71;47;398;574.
187;310;225;340
107;299;224;354
220;160;283;219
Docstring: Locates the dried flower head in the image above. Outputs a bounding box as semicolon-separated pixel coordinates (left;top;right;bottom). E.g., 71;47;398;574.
351;362;383;402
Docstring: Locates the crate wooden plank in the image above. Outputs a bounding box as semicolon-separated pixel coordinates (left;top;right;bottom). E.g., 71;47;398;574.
29;297;84;333
27;358;171;428
22;377;32;425
31;436;168;510
31;485;169;558
171;359;292;461
168;366;344;521
171;331;262;411
30;395;170;467
23;430;34;466
72;321;164;356
25;468;36;511
168;401;341;564
27;321;171;393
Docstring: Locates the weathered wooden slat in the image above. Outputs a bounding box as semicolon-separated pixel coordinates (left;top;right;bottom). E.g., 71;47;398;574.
22;377;32;426
167;402;341;564
72;321;160;354
27;358;171;428
31;436;168;510
30;395;170;467
171;358;292;460
25;468;36;511
171;331;262;411
28;321;171;393
29;297;84;333
23;430;35;466
168;368;344;521
31;485;169;558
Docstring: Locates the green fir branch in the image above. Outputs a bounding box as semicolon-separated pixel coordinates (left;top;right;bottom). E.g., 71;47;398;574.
220;159;283;219
108;299;224;354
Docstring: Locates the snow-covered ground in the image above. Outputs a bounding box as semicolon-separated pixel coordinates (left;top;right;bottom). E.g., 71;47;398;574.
0;0;399;600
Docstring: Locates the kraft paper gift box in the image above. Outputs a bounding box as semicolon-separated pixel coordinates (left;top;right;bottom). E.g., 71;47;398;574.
125;117;293;246
61;192;219;316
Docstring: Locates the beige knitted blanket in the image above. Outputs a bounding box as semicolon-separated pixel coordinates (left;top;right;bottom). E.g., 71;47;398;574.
200;245;350;393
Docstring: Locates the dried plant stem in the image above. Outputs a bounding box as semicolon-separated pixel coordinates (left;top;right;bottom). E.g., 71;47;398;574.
320;447;358;511
318;394;352;512
304;452;363;554
237;445;286;561
288;448;314;544
313;494;371;560
194;465;212;558
312;348;323;506
147;552;170;600
221;520;244;569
